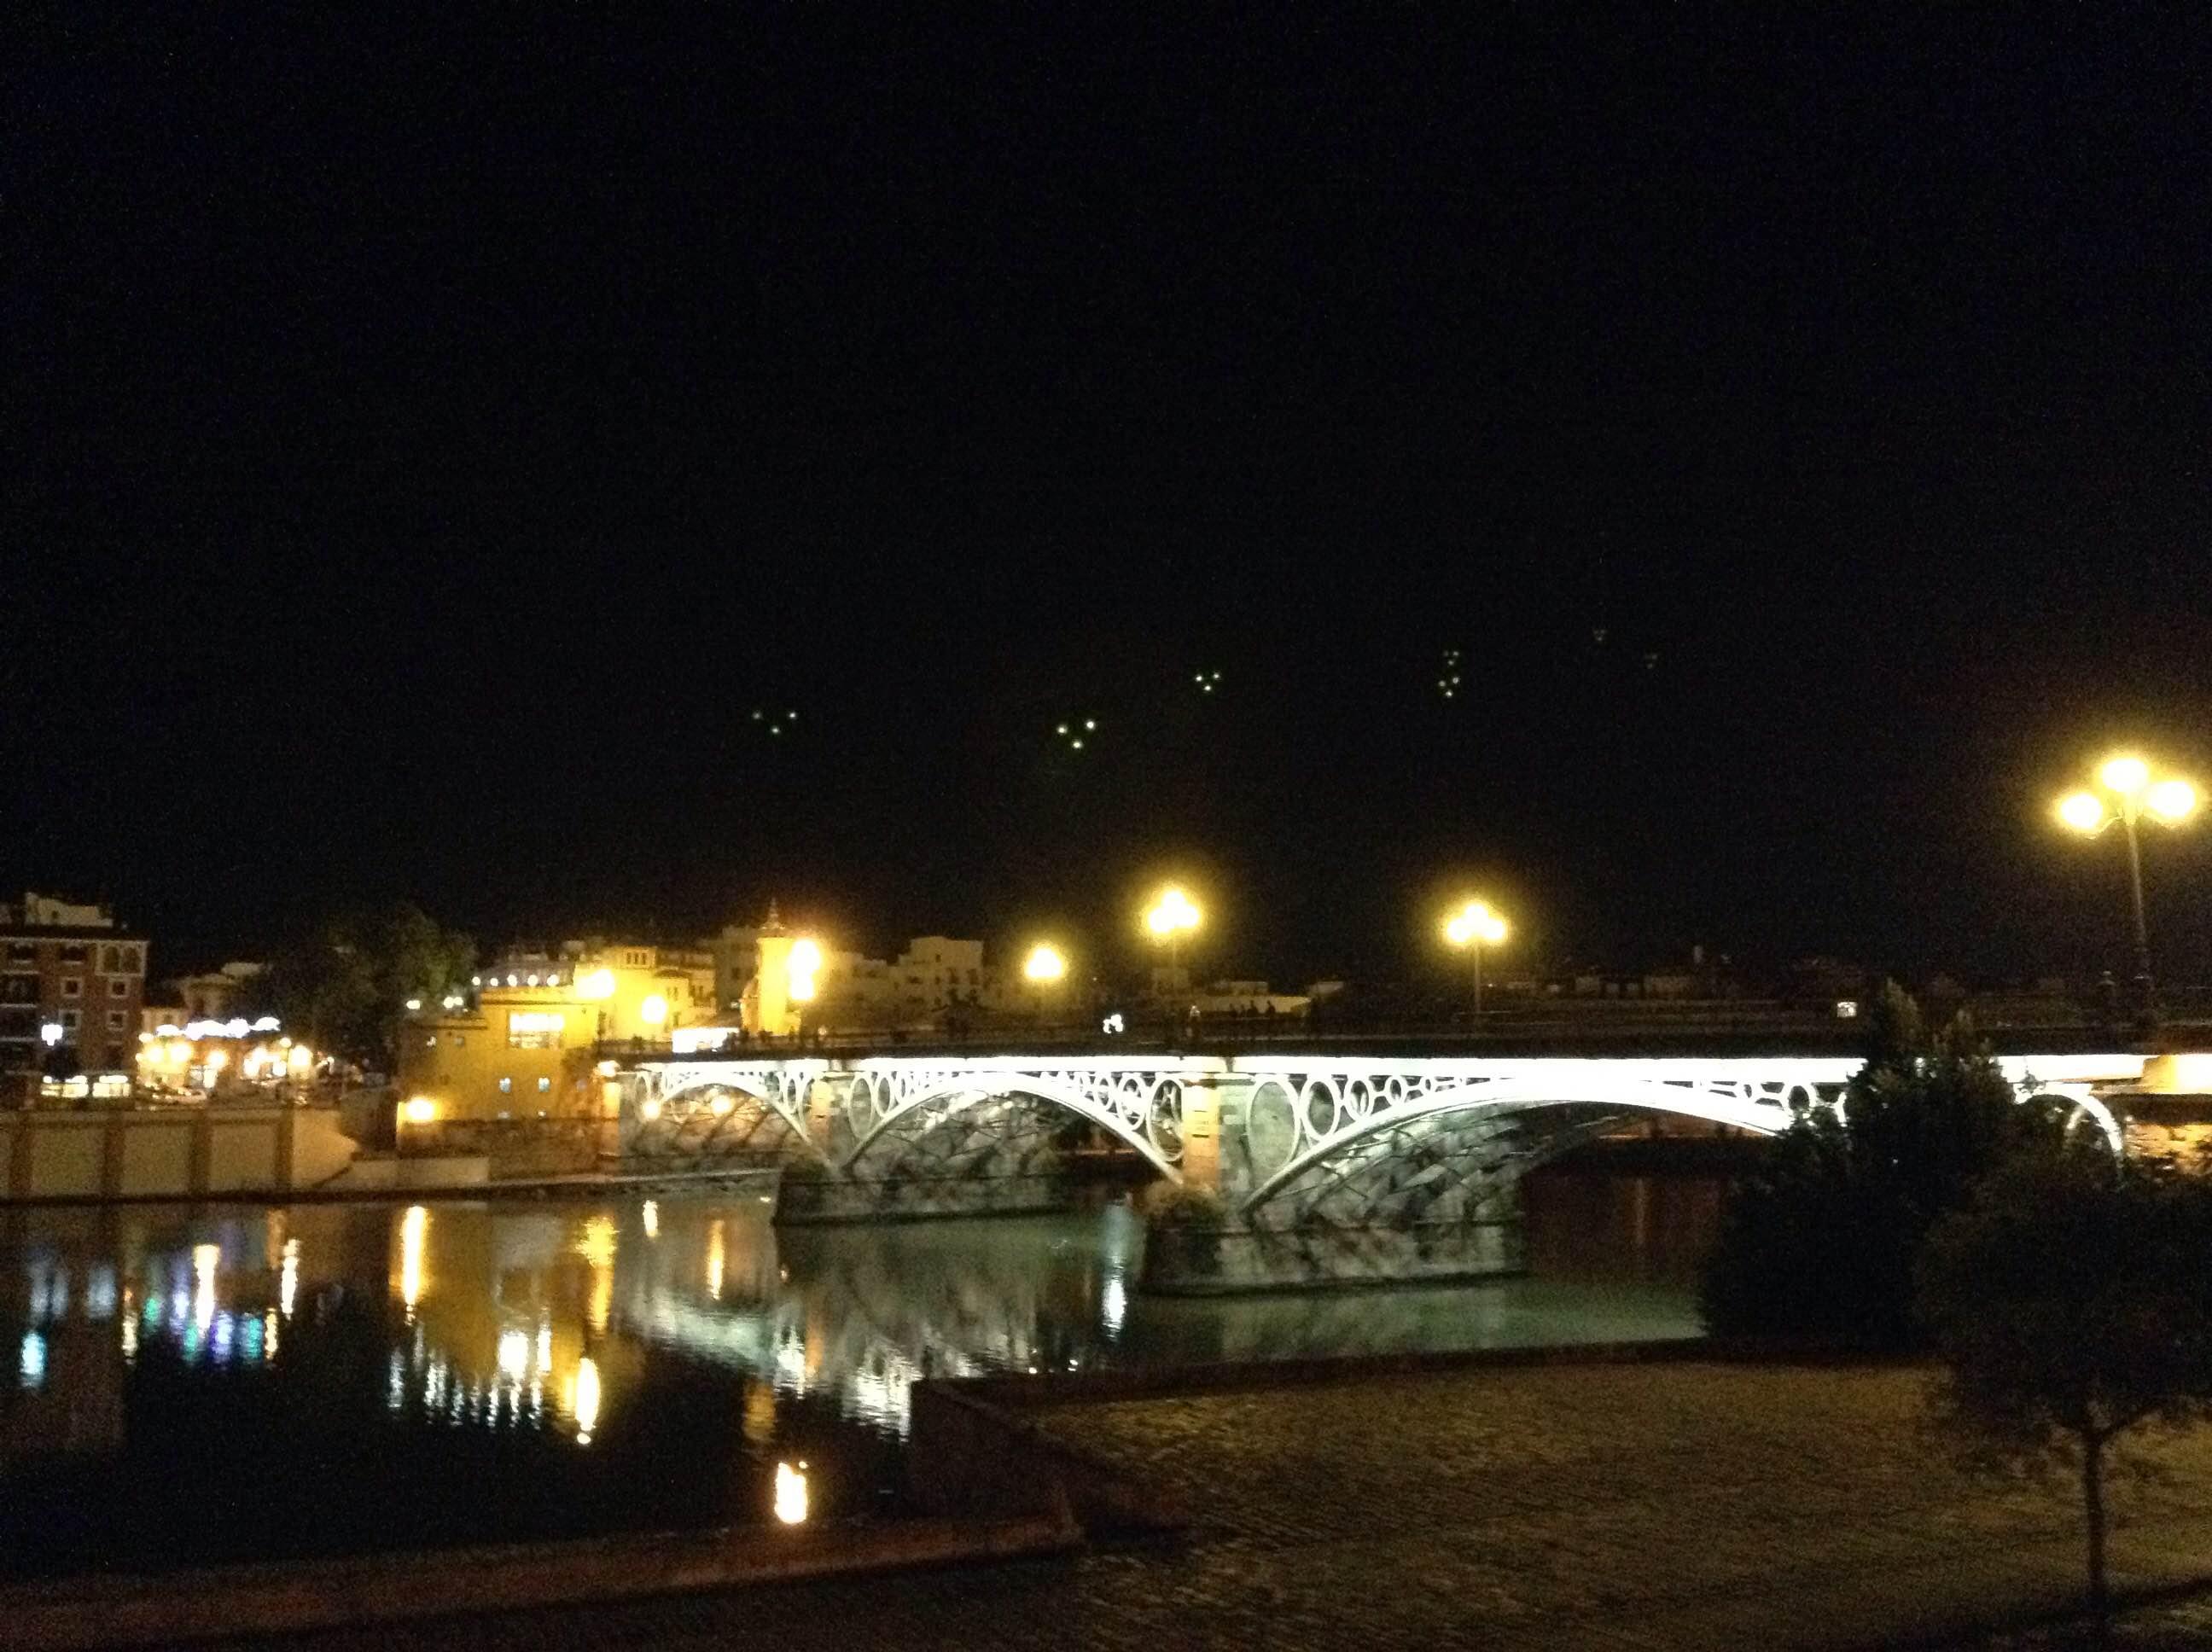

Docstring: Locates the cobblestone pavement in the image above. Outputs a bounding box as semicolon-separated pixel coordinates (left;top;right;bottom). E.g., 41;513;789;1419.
232;1364;2212;1651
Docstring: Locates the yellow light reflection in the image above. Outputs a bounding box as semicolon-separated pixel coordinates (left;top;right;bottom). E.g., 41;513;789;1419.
279;1237;300;1318
642;1199;660;1240
774;1460;810;1526
399;1205;428;1315
743;1379;777;1445
579;1216;617;1335
572;1356;601;1445
706;1219;726;1301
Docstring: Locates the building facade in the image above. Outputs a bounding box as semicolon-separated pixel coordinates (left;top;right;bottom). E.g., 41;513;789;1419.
0;893;147;1104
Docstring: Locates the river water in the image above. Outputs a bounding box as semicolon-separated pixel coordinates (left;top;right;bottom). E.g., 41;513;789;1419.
0;1170;1720;1579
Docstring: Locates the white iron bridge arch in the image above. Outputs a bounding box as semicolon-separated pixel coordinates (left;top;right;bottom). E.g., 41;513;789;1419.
619;1049;2138;1210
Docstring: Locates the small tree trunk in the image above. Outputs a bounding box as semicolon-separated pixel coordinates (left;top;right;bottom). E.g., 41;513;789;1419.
2082;1429;2110;1646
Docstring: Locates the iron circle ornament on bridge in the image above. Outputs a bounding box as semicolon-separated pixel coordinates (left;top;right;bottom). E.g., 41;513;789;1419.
1146;1079;1185;1162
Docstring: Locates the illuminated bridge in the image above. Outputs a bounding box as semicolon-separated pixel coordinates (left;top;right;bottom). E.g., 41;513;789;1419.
613;1050;2143;1290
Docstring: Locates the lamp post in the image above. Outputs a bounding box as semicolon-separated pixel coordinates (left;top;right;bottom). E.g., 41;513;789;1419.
1144;887;1202;1030
2055;753;2197;1024
1443;899;1510;1026
1022;942;1068;1029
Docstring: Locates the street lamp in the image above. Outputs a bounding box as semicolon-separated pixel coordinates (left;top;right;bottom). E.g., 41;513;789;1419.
2054;753;2197;1021
1144;887;1201;983
1442;899;1510;1024
1022;942;1068;1027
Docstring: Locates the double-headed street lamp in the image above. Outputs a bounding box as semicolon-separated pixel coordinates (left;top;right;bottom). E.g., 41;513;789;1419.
1442;898;1509;1023
1144;885;1202;1011
2054;753;2197;1020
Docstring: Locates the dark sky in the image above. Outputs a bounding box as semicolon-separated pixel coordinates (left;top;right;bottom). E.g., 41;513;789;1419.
7;10;2211;988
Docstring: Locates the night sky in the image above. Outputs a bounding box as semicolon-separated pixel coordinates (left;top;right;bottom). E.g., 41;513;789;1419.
8;11;2210;988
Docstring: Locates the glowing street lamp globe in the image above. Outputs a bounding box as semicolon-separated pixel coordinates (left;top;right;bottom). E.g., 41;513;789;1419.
2148;777;2198;824
2098;753;2151;796
1144;887;1201;940
1022;943;1068;985
1442;899;1508;949
2056;791;2107;835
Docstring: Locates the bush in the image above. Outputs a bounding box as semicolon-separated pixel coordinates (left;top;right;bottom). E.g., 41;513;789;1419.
1139;1180;1226;1228
1699;982;2069;1349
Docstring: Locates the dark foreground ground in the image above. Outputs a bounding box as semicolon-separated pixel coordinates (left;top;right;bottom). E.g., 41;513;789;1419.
215;1362;2212;1650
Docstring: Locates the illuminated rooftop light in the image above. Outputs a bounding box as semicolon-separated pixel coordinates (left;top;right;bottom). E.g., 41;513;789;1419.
1022;943;1068;984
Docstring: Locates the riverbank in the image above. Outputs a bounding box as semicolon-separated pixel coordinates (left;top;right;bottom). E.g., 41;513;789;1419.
161;1349;2212;1651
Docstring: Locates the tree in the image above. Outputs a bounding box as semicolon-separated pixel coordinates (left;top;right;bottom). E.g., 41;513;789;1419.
1918;1155;2212;1643
1699;981;2067;1348
244;904;475;1071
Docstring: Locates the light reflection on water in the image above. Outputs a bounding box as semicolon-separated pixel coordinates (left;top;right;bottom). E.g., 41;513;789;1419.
0;1172;1714;1574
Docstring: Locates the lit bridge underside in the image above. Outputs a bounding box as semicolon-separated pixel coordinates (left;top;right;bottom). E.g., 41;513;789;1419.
616;1050;2140;1291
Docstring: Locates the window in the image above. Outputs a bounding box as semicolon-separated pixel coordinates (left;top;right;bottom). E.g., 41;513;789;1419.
5;942;32;963
108;978;129;998
448;1032;465;1046
508;1011;564;1050
106;1010;125;1032
60;1009;81;1032
0;975;34;1004
61;978;81;998
60;944;86;963
498;1076;513;1093
536;1077;551;1092
101;945;121;973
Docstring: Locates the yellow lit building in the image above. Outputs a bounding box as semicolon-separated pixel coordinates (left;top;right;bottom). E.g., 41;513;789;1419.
397;944;717;1126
